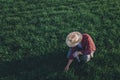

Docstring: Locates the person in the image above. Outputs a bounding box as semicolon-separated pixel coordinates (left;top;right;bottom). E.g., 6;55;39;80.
64;31;96;71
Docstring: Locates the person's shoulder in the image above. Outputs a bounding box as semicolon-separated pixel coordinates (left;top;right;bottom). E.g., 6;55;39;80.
82;33;91;38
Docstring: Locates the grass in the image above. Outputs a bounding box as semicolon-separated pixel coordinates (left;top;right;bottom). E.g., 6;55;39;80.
0;0;120;80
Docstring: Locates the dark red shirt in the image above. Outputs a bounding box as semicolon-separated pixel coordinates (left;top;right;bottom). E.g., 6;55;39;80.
69;34;96;59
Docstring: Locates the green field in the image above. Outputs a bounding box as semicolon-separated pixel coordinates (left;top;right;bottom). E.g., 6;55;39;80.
0;0;120;80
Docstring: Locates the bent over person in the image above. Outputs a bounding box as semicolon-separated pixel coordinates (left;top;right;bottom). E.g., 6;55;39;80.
64;31;96;71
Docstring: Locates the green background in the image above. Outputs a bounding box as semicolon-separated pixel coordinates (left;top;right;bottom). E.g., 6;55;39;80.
0;0;120;80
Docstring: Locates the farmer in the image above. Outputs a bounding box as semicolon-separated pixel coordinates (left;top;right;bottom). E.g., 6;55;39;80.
64;31;96;71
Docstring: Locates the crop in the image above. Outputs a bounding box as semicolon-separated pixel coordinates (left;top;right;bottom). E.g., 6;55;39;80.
0;0;120;80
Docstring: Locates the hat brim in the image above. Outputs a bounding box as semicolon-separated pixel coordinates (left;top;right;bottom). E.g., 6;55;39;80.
66;32;82;47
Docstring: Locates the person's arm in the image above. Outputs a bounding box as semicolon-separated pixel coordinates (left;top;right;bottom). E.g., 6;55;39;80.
64;59;73;71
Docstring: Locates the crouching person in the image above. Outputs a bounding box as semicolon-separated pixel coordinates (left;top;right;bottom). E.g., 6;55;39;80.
64;31;96;71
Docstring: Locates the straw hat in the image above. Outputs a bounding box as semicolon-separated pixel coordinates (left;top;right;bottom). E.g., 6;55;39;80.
66;32;82;47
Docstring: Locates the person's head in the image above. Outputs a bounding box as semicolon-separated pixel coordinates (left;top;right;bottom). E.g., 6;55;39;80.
66;31;82;47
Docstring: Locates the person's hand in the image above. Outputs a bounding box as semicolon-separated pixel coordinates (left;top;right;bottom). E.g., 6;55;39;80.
78;51;82;55
64;65;69;72
64;59;73;72
73;51;78;57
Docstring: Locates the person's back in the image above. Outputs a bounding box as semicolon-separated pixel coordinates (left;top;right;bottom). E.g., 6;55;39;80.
80;34;96;55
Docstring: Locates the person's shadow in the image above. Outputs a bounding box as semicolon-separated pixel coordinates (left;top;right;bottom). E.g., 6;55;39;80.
0;50;95;80
0;51;67;79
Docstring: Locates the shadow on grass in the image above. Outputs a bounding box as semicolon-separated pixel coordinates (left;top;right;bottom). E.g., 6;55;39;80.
0;51;67;79
0;51;95;80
